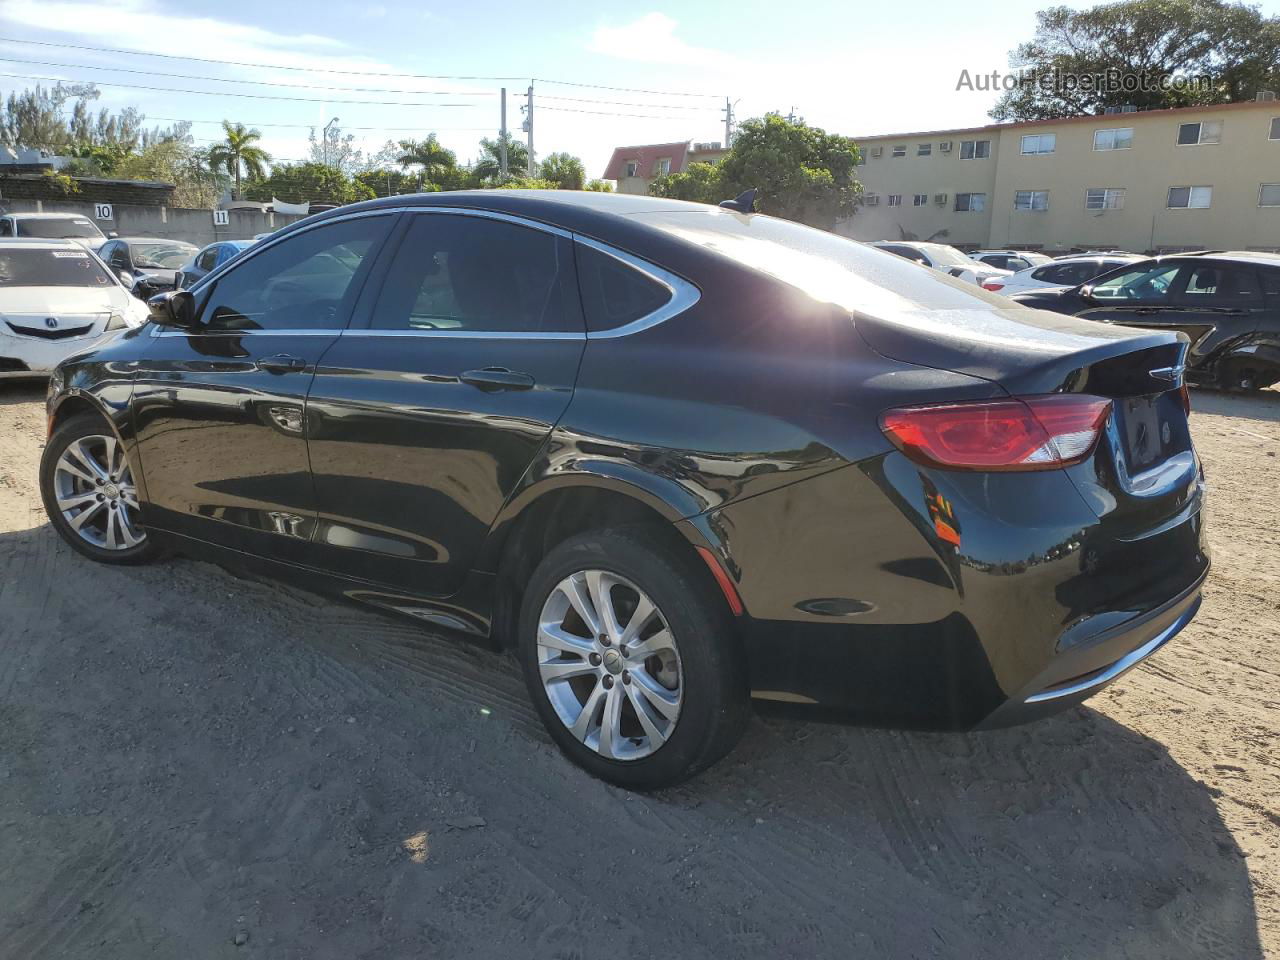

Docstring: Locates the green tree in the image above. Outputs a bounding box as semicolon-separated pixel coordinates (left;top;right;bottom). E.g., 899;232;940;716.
472;133;529;183
584;178;614;192
538;152;585;190
396;134;457;185
114;136;224;207
491;176;559;190
244;162;375;206
355;168;421;198
649;162;722;203
991;0;1280;121
207;121;272;199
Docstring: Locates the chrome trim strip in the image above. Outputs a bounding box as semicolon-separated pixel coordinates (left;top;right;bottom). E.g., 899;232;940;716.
339;329;585;341
153;329;342;338
573;235;701;339
402;205;574;239
1024;597;1200;704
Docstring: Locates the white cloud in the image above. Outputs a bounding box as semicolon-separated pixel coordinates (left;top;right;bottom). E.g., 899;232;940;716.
588;13;736;68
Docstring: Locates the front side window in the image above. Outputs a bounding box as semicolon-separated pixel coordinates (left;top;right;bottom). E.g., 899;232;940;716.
954;193;986;212
1014;190;1050;211
370;214;582;334
0;247;112;286
1260;183;1280;207
198;215;389;331
1093;127;1133;151
1168;186;1213;209
1177;120;1222;145
1086;187;1126;210
959;139;990;159
1020;133;1056;155
196;248;219;271
887;194;903;207
0;220;11;237
1091;263;1182;301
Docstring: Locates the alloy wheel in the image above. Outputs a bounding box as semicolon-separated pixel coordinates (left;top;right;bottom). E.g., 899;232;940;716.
52;434;146;551
536;570;683;761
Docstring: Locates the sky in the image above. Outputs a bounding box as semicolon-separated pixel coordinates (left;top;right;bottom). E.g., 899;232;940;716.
0;0;1278;181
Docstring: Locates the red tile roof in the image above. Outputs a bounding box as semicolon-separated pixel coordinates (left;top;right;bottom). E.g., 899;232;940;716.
602;141;690;180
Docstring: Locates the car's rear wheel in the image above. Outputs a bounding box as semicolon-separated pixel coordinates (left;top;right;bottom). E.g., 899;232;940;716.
40;413;158;564
518;528;749;789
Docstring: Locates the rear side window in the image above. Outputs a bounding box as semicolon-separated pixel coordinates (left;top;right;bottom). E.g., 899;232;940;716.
1178;264;1261;304
575;243;671;333
371;213;582;333
198;215;389;331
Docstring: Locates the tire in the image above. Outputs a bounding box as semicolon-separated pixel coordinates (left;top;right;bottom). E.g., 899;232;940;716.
40;412;159;565
517;527;749;789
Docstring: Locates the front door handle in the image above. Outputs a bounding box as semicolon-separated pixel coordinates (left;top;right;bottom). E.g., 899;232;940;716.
460;367;536;392
258;354;307;373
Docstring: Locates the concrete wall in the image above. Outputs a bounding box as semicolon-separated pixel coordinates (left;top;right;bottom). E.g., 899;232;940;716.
0;199;306;246
846;99;1280;254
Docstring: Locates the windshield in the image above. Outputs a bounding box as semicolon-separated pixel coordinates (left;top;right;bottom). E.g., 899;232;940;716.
132;241;197;269
921;244;976;268
0;248;114;286
1025;253;1052;266
15;217;105;240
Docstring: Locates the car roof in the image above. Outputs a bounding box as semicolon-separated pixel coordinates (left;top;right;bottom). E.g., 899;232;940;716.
1164;250;1280;267
5;212;98;220
0;237;89;249
1046;254;1142;264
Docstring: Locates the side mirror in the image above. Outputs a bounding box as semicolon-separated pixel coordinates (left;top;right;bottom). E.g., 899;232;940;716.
108;231;119;239
1078;284;1096;302
117;270;134;287
148;290;196;328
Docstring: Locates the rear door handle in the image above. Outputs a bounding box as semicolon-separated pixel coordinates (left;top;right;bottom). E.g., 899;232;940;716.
460;367;536;391
258;354;307;373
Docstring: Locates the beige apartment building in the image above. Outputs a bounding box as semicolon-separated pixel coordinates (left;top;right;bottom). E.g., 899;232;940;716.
844;98;1280;253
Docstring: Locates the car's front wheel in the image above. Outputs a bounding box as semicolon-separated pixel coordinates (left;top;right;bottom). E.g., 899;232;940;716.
40;412;158;564
518;528;749;789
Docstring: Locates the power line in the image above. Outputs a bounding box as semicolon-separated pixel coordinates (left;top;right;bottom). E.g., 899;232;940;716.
0;34;723;98
0;71;481;106
536;93;715;112
538;104;712;121
153;117;492;132
0;56;497;95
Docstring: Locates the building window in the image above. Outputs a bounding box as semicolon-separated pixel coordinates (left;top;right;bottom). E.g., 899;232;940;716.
892;145;906;158
954;193;986;212
1020;133;1056;155
1086;188;1126;210
1167;186;1213;209
1014;190;1049;211
1093;127;1133;151
1260;184;1280;207
959;139;990;159
656;158;671;175
913;193;929;206
1177;121;1222;145
624;161;638;178
917;143;931;156
887;194;903;207
1270;117;1280;140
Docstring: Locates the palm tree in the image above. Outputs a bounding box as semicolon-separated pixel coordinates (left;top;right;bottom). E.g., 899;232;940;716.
539;152;585;190
472;133;529;183
396;134;456;186
207;121;271;199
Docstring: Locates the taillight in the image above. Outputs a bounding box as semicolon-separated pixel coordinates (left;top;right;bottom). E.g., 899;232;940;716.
881;395;1112;471
982;281;1004;292
1178;383;1191;415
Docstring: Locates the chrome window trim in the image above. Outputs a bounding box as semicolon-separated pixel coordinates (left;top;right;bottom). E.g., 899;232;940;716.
340;329;585;341
573;235;701;339
152;328;343;338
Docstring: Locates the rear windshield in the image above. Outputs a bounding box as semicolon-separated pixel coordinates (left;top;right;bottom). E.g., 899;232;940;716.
637;208;1012;314
15;217;104;239
132;241;197;269
0;248;113;286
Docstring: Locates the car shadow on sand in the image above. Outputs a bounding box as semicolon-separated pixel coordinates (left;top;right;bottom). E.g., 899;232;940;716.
1191;385;1280;424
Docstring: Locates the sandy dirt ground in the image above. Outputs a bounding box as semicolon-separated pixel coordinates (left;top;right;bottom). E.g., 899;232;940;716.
0;381;1277;959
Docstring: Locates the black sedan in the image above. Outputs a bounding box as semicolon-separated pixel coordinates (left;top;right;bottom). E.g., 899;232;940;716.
39;191;1208;788
1009;252;1280;392
97;237;198;299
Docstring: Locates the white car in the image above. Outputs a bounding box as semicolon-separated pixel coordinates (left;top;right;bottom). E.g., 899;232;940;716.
0;212;109;250
968;249;1053;273
0;239;149;380
870;241;1011;286
980;254;1144;295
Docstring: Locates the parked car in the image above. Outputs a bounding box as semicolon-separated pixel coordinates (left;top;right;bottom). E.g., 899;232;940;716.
0;239;148;380
41;192;1207;788
0;212;109;249
175;240;254;289
1009;251;1280;391
968;249;1053;273
870;241;1010;286
97;237;198;299
982;254;1144;294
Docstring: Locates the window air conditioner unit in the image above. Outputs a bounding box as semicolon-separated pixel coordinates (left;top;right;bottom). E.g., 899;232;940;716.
864;194;880;206
939;141;952;152
934;193;948;204
1257;90;1278;102
870;146;883;158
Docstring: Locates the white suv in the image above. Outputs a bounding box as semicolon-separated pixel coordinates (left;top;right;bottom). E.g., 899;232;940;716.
968;249;1053;273
870;241;1011;286
981;254;1143;295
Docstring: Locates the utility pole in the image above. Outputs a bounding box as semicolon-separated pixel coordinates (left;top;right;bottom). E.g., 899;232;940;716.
499;87;509;179
723;97;738;148
522;83;535;177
